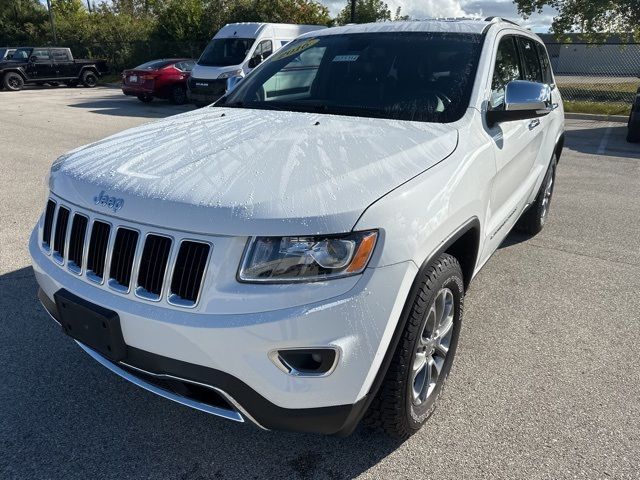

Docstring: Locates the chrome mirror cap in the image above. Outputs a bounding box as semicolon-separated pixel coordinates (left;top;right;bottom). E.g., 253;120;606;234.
504;80;551;112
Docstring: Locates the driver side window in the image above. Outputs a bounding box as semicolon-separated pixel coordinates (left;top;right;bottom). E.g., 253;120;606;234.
491;37;521;108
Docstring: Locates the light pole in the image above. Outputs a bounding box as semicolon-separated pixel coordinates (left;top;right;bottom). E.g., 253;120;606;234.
46;0;58;44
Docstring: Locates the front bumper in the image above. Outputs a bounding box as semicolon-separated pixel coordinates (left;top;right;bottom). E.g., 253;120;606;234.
30;226;417;433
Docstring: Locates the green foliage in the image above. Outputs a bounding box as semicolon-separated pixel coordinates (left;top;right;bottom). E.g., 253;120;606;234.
336;0;392;25
514;0;640;38
0;0;49;44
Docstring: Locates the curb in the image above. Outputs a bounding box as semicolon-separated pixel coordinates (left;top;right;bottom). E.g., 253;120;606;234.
565;112;628;123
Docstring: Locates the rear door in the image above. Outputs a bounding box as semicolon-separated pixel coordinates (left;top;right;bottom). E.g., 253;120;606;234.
483;35;545;255
51;48;74;78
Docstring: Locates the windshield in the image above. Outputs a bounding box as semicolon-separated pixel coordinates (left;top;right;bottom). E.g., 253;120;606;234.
198;38;255;67
221;32;483;123
10;48;31;61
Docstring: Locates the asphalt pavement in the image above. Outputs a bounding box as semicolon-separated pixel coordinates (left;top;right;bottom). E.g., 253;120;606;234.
1;86;639;479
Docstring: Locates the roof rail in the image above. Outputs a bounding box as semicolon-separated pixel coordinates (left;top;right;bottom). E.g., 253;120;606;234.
484;16;520;26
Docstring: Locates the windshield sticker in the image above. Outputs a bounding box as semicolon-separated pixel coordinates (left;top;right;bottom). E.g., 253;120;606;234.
332;54;359;62
271;38;319;61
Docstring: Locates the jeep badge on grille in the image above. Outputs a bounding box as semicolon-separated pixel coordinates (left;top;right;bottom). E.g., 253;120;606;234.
94;191;124;213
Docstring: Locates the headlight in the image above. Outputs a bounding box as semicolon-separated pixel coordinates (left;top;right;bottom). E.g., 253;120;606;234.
238;231;378;283
218;69;243;79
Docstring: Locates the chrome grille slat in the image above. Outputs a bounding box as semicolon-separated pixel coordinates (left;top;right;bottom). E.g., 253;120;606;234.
42;200;56;250
52;206;70;264
41;198;211;309
68;214;88;273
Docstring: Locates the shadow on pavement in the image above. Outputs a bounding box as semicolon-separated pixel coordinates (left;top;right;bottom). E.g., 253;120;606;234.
565;124;640;160
0;267;403;479
68;95;195;119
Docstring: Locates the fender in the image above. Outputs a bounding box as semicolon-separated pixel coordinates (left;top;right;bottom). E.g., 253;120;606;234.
335;217;481;436
1;68;27;80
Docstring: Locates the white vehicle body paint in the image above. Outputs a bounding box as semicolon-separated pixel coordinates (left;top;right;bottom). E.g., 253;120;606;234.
31;19;564;434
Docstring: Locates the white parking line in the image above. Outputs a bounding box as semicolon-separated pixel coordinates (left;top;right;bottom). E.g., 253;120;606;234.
597;125;613;155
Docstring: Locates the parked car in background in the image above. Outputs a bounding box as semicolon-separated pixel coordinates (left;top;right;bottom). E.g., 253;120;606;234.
0;47;108;91
627;86;640;142
188;23;325;106
31;18;564;438
0;47;16;61
122;58;195;104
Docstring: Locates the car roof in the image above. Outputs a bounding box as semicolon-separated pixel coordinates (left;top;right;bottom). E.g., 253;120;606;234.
298;18;526;38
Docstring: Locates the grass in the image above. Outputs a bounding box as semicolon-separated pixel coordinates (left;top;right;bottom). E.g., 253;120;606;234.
563;100;631;116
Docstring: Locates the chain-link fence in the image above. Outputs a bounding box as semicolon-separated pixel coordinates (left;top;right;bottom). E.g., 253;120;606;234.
544;41;640;115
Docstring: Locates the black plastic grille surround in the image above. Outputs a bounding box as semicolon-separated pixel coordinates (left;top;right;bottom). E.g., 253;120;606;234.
109;228;139;289
137;234;172;296
170;241;210;304
87;220;111;280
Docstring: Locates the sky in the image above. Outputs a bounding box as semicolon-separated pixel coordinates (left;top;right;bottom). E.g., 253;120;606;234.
321;0;557;32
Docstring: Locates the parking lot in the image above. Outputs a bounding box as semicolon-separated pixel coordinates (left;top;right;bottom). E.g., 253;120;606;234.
1;86;639;479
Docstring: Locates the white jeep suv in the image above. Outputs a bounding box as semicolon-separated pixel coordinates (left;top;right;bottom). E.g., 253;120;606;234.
30;18;564;438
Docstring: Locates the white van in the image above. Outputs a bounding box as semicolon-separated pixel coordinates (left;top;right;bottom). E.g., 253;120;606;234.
187;22;325;106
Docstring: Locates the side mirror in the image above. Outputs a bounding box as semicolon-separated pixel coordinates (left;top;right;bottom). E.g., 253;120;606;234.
248;54;263;69
487;80;552;126
29;55;38;63
225;75;243;93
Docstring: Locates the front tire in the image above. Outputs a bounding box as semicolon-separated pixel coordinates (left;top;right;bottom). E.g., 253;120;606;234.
516;154;557;235
3;72;24;91
81;70;98;88
365;253;464;438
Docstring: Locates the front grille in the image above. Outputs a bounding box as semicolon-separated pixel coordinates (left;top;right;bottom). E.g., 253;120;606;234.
87;221;111;281
41;198;211;307
68;214;88;273
52;206;70;261
43;200;56;249
188;77;226;97
137;234;172;299
169;241;210;306
109;228;139;290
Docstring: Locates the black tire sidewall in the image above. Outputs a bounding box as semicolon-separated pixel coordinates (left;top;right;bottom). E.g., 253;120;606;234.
406;264;464;430
82;71;97;87
4;73;24;91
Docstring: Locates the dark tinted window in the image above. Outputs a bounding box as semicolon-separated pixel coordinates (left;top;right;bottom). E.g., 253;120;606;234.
199;38;255;67
11;48;31;60
491;36;521;108
52;49;70;62
518;37;542;82
222;33;484;123
134;59;173;70
535;42;553;84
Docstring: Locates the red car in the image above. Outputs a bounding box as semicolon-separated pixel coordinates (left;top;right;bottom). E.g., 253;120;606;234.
122;58;195;104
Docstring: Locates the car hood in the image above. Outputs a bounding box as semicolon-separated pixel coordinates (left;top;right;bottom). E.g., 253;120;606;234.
50;107;458;236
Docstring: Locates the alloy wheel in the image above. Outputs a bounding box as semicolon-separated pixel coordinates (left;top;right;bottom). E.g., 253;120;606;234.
540;169;554;223
411;287;455;405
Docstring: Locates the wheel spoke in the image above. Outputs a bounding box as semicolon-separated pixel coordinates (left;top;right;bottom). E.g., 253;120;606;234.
413;351;427;373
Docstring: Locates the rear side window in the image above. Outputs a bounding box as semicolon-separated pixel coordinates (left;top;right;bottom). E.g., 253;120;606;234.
518;37;543;83
535;42;554;84
52;49;70;62
491;37;521;108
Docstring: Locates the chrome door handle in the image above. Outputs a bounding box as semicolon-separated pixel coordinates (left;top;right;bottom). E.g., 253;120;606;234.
528;119;540;130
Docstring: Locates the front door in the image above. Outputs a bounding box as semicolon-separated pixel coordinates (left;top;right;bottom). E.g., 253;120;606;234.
482;35;545;257
26;48;54;80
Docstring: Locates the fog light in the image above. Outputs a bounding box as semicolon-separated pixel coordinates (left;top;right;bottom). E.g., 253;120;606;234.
269;348;339;377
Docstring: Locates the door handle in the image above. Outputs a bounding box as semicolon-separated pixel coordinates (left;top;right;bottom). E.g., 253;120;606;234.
528;119;540;130
551;103;559;110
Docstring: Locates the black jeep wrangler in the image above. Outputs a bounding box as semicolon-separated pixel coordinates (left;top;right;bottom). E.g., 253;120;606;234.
0;47;108;91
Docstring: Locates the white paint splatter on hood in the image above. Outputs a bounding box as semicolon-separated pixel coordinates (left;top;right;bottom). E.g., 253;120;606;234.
50;107;457;235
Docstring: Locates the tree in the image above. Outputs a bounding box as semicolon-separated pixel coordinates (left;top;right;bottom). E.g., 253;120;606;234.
0;0;49;44
335;0;394;24
514;0;640;37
